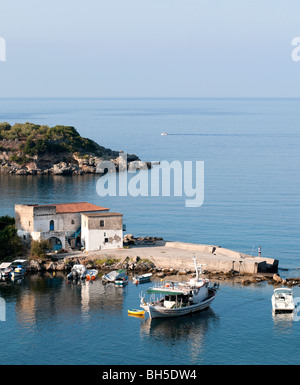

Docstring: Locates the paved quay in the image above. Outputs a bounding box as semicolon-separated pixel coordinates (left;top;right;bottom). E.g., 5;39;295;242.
66;241;278;274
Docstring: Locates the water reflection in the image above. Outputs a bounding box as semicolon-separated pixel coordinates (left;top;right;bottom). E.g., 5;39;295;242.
140;309;219;362
0;274;127;328
272;312;295;332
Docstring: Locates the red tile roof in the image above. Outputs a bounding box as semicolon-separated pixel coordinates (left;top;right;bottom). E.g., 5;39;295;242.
38;202;109;214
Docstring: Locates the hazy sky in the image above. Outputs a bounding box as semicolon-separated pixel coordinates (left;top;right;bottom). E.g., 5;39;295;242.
0;0;300;97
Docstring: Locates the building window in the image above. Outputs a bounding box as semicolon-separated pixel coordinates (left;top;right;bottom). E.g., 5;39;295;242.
50;220;54;231
100;220;104;227
71;220;75;225
104;238;108;243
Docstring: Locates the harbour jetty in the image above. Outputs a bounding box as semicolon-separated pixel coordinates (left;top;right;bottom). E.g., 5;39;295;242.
23;236;297;286
79;239;278;275
30;236;278;278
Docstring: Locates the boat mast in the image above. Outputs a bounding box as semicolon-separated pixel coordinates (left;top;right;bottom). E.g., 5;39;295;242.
193;257;202;280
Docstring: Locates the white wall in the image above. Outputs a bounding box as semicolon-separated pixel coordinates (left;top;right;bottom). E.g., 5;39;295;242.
83;229;123;251
81;215;123;251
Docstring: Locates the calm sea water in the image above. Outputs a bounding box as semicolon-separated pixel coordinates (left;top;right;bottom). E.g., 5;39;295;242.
0;97;300;365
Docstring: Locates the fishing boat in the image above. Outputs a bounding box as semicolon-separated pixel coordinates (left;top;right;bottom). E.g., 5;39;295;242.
271;288;295;314
133;273;152;285
67;264;87;280
140;258;218;319
102;269;126;284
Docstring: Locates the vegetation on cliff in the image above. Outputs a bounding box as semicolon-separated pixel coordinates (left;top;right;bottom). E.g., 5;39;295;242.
0;122;118;159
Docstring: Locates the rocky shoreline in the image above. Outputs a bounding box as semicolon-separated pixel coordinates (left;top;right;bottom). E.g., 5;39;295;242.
0;148;151;175
25;256;300;287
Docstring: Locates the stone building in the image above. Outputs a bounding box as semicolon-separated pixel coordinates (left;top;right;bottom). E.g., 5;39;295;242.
81;212;123;251
15;202;123;252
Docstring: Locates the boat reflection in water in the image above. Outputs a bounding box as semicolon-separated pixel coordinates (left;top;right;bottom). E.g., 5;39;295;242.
140;309;219;362
11;273;127;327
272;311;295;332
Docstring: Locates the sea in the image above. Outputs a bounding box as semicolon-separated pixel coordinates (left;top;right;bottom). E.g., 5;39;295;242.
0;97;300;366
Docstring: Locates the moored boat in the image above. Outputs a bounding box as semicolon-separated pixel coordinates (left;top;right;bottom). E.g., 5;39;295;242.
10;259;28;278
128;309;145;316
140;258;218;319
86;269;98;281
0;262;13;279
67;264;87;280
114;272;128;286
133;273;152;285
102;269;126;284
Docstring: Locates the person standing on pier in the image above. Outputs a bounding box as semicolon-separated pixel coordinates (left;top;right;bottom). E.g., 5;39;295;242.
258;246;261;257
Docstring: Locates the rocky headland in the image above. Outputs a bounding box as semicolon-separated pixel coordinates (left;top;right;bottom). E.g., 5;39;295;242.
0;122;149;175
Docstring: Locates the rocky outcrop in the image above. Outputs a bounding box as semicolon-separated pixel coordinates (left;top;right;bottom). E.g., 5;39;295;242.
123;234;163;245
0;150;150;175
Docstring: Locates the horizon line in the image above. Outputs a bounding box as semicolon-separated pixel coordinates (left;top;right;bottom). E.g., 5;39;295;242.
0;96;300;100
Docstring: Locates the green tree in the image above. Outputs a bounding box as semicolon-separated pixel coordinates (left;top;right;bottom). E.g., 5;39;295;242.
0;216;23;261
30;239;50;258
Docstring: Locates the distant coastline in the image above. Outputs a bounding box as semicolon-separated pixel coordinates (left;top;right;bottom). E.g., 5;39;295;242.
0;122;148;175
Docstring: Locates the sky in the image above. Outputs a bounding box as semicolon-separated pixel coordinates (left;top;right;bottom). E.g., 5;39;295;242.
0;0;300;97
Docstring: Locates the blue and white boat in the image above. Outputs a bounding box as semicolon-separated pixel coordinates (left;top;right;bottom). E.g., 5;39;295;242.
0;262;13;279
102;269;126;284
114;272;128;286
133;273;152;285
10;259;28;278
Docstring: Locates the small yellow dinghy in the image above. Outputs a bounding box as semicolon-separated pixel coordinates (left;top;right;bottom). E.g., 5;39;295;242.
128;309;145;316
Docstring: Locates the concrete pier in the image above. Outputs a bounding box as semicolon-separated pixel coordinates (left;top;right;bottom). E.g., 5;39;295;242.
74;240;278;274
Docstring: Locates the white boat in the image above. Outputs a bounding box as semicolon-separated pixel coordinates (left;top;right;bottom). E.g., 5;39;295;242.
102;269;126;284
67;264;87;280
133;273;152;284
161;132;168;136
140;258;218;319
271;288;295;314
86;269;98;281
